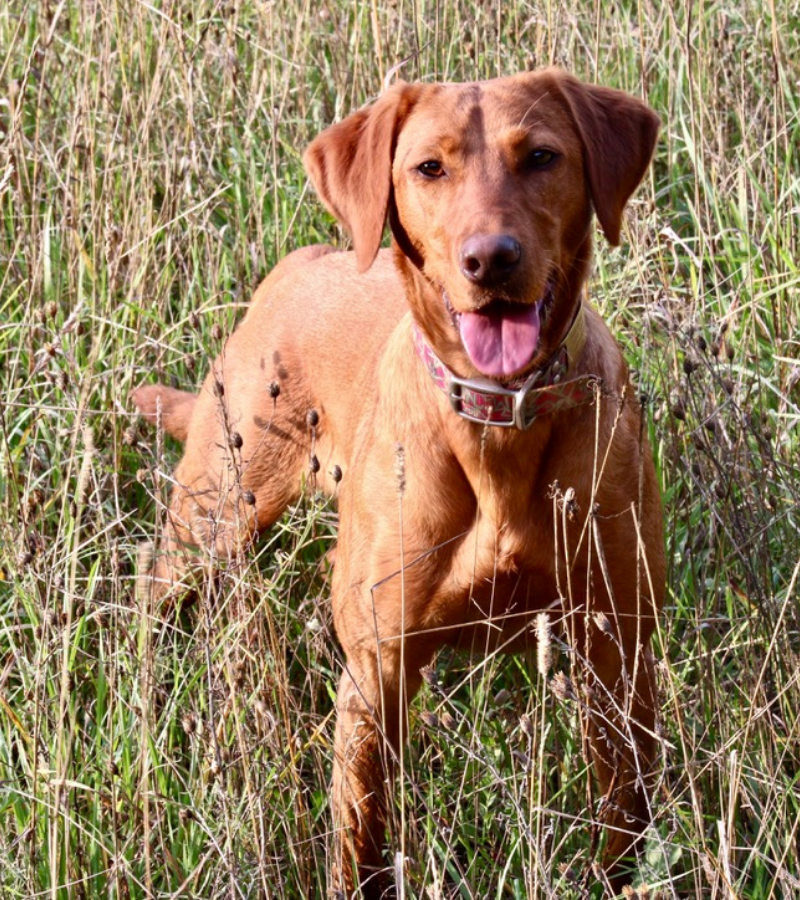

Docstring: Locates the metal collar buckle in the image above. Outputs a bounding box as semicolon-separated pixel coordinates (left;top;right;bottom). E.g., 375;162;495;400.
448;370;546;430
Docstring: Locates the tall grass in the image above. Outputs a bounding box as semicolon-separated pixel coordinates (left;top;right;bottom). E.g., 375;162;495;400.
1;1;799;897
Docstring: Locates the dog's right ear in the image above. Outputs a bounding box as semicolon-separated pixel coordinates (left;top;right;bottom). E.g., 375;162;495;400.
304;83;416;273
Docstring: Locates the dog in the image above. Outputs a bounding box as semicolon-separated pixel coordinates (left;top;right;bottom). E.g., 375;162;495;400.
133;68;664;897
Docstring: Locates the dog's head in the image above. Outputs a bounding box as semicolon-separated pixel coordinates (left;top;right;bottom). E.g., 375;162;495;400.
304;69;659;381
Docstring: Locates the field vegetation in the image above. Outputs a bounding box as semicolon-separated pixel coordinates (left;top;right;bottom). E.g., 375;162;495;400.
1;0;799;897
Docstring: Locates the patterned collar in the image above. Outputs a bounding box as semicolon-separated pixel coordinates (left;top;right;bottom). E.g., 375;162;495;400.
413;304;601;430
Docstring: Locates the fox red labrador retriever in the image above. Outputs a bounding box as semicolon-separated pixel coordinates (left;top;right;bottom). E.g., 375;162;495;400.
133;68;663;896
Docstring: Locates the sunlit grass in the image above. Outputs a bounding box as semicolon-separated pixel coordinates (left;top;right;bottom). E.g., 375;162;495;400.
1;1;799;897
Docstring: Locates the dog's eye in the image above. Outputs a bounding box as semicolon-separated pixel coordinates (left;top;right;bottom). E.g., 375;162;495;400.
417;160;445;178
526;149;558;169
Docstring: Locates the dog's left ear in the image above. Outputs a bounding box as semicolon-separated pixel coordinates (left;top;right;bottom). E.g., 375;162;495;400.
556;73;660;246
304;83;417;273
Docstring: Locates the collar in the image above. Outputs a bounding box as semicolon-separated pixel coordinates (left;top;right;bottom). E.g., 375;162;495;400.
413;304;601;430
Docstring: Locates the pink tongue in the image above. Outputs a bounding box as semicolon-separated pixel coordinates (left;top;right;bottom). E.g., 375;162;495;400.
459;302;541;377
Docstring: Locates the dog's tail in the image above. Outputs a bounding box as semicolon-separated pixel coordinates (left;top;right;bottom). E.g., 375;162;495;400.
131;384;196;442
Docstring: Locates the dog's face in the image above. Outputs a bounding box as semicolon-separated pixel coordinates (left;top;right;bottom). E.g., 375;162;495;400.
305;69;659;380
390;75;595;379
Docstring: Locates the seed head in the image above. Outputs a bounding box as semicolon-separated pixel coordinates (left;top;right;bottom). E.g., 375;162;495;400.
520;713;534;737
550;671;576;701
394;443;406;496
420;711;439;729
593;611;612;635
421;664;441;689
536;612;552;676
440;712;456;730
182;713;199;736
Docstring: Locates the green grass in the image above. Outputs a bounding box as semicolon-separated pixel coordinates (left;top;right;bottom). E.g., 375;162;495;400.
1;1;799;897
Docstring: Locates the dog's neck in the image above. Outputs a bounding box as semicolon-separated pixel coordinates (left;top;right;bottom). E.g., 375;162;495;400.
412;305;600;430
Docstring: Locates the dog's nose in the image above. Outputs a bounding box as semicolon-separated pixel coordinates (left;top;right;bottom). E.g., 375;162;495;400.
460;234;521;286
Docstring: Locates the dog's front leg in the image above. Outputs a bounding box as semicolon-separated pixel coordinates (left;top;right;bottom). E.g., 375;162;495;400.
327;434;450;896
582;617;658;891
331;651;424;899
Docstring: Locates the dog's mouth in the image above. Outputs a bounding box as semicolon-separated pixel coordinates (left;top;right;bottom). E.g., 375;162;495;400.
444;281;555;379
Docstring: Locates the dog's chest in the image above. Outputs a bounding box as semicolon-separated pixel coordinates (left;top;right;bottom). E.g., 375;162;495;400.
438;503;563;647
444;555;563;654
472;478;556;569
